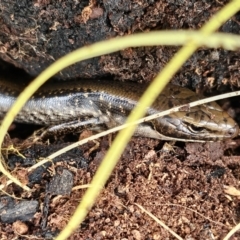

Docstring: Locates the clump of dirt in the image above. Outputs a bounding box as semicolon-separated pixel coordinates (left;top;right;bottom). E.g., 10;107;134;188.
0;0;239;90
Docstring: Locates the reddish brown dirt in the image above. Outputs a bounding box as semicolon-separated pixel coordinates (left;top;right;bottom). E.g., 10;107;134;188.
1;137;240;239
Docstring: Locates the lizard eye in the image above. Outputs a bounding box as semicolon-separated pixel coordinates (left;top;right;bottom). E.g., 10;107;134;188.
187;124;205;133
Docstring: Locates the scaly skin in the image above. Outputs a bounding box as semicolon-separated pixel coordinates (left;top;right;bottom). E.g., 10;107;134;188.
0;78;238;142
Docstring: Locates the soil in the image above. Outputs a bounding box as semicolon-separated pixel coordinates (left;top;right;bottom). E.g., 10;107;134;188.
1;0;240;239
0;0;240;88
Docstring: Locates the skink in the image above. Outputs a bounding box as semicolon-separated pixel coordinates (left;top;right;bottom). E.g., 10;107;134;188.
0;78;238;142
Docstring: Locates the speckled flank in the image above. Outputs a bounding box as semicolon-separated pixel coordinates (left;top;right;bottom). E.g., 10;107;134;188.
0;78;238;142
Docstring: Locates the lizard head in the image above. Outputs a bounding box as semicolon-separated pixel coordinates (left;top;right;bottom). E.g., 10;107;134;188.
152;101;239;142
